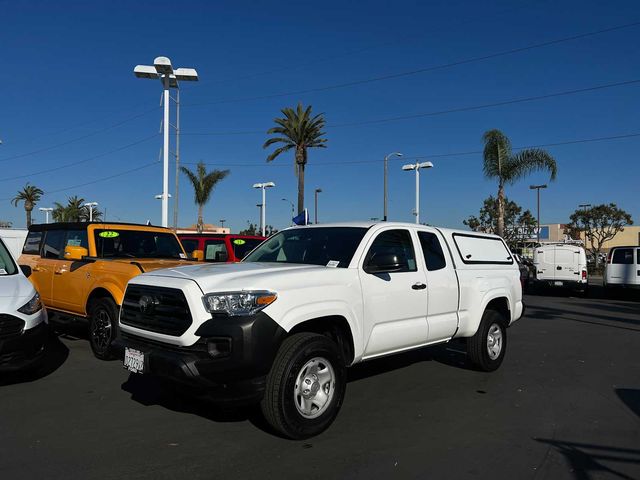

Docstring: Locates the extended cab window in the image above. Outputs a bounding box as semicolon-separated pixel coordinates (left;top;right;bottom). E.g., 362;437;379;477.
365;230;417;272
612;248;634;264
23;231;43;255
205;240;229;262
42;230;66;259
418;231;446;271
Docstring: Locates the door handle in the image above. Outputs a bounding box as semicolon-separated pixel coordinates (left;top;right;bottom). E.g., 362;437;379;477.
54;269;68;275
412;282;427;290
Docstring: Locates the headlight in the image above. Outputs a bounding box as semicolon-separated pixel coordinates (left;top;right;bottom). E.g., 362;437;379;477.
202;291;277;316
18;292;43;315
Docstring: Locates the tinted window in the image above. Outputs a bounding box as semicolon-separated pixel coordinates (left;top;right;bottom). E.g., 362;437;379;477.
230;237;264;260
180;239;199;254
42;230;66;259
23;231;43;255
365;230;417;272
94;229;184;259
204;240;229;262
244;227;367;268
612;248;634;264
65;230;88;249
418;231;446;271
0;239;18;275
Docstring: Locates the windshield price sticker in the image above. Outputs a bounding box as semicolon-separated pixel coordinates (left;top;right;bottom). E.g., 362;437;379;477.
326;260;340;268
99;231;120;238
233;239;246;245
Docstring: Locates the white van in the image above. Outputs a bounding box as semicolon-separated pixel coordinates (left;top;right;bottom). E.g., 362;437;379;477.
0;237;48;372
533;244;588;293
604;246;640;290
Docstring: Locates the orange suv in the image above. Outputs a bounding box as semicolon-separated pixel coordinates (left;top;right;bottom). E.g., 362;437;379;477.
19;222;196;359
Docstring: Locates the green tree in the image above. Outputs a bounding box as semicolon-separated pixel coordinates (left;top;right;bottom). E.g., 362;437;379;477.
53;195;87;222
180;161;230;233
11;183;44;227
263;103;327;214
239;222;278;237
464;195;537;249
567;203;633;265
482;129;557;238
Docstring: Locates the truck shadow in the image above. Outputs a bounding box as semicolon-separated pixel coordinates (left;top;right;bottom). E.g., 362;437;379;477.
0;331;69;386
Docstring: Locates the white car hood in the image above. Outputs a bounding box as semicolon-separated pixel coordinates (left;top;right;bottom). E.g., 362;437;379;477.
0;274;35;299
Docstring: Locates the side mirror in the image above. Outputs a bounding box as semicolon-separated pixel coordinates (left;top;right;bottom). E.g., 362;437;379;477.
64;245;89;261
191;249;204;262
20;265;32;278
364;252;408;274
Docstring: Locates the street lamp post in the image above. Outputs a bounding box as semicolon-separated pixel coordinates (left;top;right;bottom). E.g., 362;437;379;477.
134;56;198;227
84;202;99;222
253;182;275;237
529;184;548;244
39;207;53;224
384;152;403;221
314;188;322;224
220;219;226;229
402;161;434;224
282;198;295;225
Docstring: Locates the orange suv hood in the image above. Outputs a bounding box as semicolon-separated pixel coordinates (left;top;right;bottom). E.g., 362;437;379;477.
111;258;197;273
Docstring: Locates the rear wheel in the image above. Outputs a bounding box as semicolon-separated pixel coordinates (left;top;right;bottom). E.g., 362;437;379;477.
467;310;507;372
261;333;346;439
88;297;118;360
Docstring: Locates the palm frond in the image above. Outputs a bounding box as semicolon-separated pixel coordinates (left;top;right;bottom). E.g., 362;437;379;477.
505;148;558;184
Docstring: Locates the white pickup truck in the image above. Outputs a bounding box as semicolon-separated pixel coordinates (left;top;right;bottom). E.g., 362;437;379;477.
117;222;524;439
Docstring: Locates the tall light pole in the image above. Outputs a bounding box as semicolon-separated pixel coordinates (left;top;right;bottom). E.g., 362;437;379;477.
253;182;275;237
39;207;53;224
282;198;295;225
314;188;322;224
84;202;99;222
134;56;198;227
220;219;226;229
402;161;433;224
384;152;403;221
529;184;548;244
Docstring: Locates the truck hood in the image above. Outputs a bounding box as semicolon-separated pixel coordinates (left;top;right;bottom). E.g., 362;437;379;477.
111;258;197;273
137;262;351;292
0;274;36;299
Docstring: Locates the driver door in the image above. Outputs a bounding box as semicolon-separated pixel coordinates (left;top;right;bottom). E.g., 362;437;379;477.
359;228;428;359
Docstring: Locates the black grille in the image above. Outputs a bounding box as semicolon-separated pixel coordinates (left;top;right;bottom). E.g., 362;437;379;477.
121;285;192;336
0;314;25;339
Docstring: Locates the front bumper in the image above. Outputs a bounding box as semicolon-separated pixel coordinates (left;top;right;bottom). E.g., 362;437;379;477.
0;322;48;372
115;311;287;404
534;279;587;290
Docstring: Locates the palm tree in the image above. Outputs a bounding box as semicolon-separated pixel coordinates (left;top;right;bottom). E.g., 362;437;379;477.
482;129;558;238
263;103;327;214
52;195;87;222
180;161;229;232
11;183;44;227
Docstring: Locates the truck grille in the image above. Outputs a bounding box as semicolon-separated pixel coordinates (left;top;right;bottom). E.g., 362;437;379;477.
121;285;192;336
0;314;25;339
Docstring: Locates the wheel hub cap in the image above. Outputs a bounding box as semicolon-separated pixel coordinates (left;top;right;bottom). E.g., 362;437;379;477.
487;323;503;360
294;357;335;419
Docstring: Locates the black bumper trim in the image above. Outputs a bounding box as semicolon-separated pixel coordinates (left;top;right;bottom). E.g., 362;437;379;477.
0;321;48;372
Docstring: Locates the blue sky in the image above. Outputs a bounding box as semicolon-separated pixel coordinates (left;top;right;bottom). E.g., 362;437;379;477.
1;0;639;232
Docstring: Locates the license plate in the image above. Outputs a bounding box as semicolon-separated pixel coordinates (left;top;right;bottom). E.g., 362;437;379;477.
124;347;145;374
554;281;563;287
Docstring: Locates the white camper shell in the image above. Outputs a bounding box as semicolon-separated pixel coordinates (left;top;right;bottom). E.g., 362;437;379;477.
533;244;588;293
604;246;640;290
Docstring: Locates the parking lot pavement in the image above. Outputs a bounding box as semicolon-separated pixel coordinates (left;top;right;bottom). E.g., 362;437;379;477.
1;291;639;480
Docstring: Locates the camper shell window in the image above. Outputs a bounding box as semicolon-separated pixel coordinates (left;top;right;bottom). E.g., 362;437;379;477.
452;233;513;265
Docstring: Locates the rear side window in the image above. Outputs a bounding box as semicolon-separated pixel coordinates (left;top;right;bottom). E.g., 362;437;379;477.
612;248;634;264
453;233;513;265
42;230;66;259
65;230;88;249
205;240;229;262
23;231;43;255
180;239;199;254
365;230;417;272
418;231;446;271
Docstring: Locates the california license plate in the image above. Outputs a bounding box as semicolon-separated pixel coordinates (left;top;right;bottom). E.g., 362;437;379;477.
554;281;563;287
124;347;145;374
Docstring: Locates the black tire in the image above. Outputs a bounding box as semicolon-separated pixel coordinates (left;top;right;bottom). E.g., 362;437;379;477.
260;333;346;440
88;297;118;360
467;310;507;372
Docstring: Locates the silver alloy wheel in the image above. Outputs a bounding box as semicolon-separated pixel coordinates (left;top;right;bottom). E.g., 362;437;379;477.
293;357;335;419
486;323;503;360
92;309;112;351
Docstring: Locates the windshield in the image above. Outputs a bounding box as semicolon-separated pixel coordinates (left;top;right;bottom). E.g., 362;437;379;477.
93;229;185;259
230;237;264;260
0;239;18;275
243;227;367;267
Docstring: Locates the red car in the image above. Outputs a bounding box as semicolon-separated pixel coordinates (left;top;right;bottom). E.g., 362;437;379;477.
178;234;266;263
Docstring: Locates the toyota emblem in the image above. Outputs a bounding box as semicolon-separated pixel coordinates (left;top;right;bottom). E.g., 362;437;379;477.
139;295;157;313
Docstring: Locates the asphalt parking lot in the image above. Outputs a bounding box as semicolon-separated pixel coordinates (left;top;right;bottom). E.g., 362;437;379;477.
1;284;639;480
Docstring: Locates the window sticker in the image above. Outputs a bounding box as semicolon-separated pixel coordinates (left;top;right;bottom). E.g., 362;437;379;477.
179;253;186;259
233;239;246;245
0;269;7;275
67;239;82;247
99;231;119;238
326;260;340;268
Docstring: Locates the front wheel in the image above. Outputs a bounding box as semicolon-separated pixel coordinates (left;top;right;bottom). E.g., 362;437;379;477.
261;333;346;439
467;310;507;372
88;297;118;360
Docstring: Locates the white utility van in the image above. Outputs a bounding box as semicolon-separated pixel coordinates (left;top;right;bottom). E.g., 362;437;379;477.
604;246;640;290
0;229;28;260
533;244;588;293
0;237;48;372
